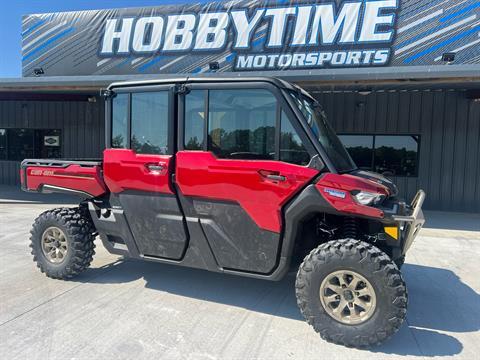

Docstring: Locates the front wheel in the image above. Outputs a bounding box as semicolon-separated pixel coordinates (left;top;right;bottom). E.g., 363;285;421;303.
30;207;96;279
394;255;406;269
295;239;407;348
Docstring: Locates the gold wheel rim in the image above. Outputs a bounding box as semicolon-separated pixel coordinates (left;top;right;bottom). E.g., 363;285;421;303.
319;270;377;325
41;227;68;264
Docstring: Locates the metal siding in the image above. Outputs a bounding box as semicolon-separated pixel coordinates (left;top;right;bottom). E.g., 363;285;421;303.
1;89;478;213
0;99;104;185
312;89;480;213
465;100;480;212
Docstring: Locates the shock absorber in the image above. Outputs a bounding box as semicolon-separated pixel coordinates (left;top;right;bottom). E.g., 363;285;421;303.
342;217;358;239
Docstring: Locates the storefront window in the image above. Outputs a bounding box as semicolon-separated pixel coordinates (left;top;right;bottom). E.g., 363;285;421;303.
374;135;419;177
338;135;374;171
339;134;419;177
0;129;6;160
7;129;34;161
34;130;62;159
0;129;62;161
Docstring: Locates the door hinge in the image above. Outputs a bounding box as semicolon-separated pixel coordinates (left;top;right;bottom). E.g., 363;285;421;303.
175;84;190;95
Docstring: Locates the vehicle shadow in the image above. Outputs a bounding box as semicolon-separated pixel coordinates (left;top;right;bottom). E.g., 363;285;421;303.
76;261;478;357
0;186;76;205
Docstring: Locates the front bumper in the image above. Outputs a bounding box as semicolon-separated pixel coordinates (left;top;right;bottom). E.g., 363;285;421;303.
392;190;426;254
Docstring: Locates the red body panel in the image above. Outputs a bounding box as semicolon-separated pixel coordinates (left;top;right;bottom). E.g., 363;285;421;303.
316;173;389;219
175;151;319;233
103;149;174;194
24;164;106;197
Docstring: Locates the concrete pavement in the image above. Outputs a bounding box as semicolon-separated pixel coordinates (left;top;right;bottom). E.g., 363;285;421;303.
0;186;479;359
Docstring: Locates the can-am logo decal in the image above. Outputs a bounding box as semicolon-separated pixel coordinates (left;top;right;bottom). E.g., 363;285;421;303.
30;169;55;176
100;0;398;70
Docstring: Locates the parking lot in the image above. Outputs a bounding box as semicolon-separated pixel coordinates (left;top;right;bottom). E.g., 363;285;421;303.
0;186;479;360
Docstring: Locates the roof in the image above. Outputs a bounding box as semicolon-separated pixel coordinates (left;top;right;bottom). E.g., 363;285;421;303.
106;76;294;91
1;64;480;92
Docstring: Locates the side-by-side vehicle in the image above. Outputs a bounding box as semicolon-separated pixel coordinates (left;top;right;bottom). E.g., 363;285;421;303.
21;77;425;348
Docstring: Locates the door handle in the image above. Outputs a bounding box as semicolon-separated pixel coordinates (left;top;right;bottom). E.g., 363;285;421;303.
146;163;166;172
258;170;287;182
265;174;286;182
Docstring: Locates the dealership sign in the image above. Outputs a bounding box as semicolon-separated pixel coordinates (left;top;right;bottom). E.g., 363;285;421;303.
22;0;480;76
100;1;396;70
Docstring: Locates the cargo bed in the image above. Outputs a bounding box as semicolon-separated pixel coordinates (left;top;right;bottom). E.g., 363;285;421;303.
21;159;107;198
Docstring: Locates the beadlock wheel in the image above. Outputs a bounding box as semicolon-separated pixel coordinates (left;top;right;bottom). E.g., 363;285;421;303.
319;270;376;325
41;227;68;264
30;207;96;279
295;239;408;348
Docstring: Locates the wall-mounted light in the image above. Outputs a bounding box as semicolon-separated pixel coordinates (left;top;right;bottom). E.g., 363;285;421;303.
33;68;44;76
209;62;220;71
358;90;372;96
441;52;456;64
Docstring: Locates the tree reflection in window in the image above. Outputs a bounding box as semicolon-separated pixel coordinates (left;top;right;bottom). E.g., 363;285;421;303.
131;92;169;155
185;90;205;150
374;136;419;177
208;89;276;160
339;134;419;177
280;111;310;165
112;94;128;148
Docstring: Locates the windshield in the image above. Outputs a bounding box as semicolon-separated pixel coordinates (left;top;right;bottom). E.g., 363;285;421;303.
289;91;356;173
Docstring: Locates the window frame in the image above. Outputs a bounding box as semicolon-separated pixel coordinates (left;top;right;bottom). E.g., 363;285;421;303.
106;84;176;156
338;133;421;177
177;81;317;164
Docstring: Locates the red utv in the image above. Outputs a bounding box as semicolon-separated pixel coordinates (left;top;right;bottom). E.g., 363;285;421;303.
21;77;425;348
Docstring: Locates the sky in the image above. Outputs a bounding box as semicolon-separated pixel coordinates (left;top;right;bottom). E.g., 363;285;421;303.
0;0;221;78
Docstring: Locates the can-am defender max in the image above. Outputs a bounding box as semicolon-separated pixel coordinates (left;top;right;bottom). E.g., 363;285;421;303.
21;77;425;348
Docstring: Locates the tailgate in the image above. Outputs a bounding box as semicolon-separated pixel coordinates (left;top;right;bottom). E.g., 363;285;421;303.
21;159;107;198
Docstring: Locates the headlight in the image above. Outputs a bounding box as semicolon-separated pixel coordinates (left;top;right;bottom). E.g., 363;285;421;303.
352;191;385;206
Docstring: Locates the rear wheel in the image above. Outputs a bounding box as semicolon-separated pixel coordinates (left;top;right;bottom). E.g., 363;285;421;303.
295;239;407;348
30;207;95;279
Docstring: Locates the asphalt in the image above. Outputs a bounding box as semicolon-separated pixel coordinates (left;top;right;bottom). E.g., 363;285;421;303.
0;185;479;360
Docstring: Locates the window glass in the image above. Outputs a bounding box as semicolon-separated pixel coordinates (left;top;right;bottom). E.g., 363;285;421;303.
280;111;310;165
339;135;374;171
112;93;128;148
0;129;6;160
34;129;62;159
7;129;34;161
131;92;169;155
208;89;276;160
339;134;419;177
0;128;62;161
374;135;419;177
185;90;205;150
289;92;355;172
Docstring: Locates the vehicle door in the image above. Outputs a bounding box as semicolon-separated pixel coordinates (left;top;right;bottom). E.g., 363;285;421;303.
103;85;188;260
175;82;320;274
